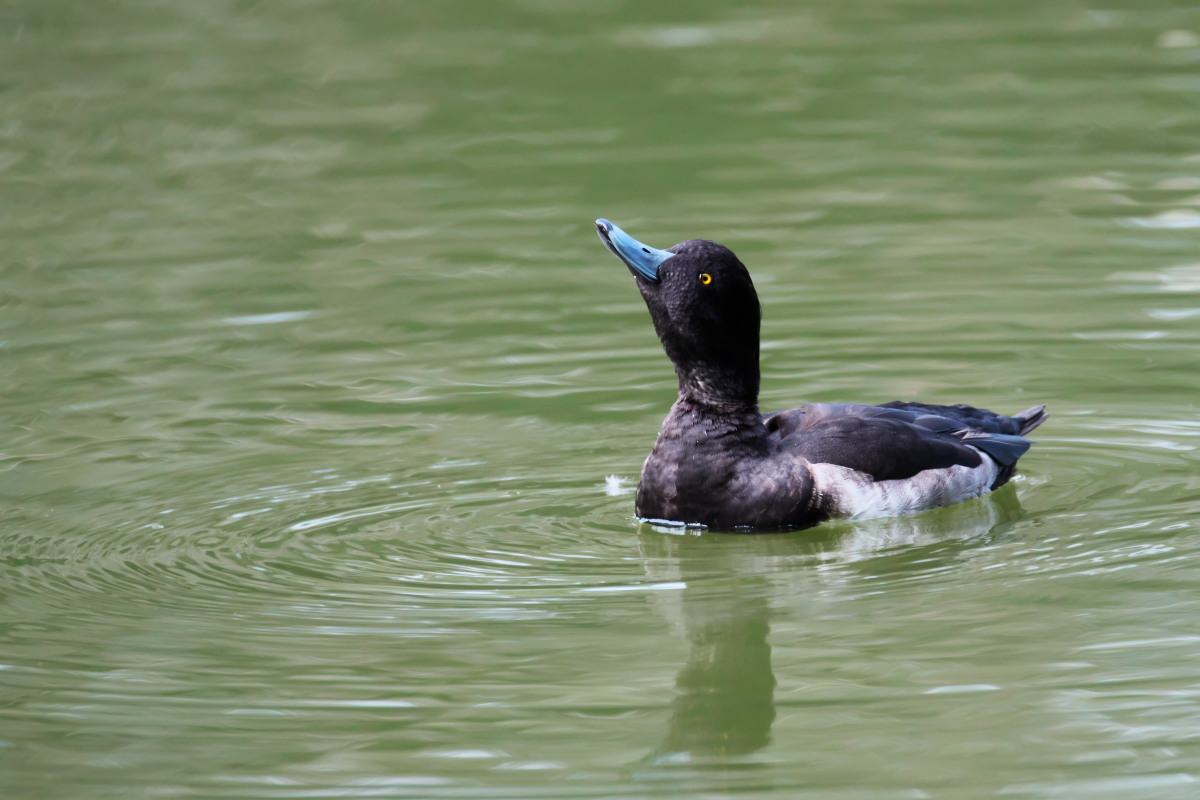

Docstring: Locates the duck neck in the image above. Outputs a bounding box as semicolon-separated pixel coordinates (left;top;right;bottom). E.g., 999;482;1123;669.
675;361;761;418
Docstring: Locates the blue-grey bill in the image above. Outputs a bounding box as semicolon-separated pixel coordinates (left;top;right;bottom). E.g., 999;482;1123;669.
595;219;676;282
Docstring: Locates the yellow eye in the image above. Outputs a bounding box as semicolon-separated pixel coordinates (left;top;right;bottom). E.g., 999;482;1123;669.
699;273;713;285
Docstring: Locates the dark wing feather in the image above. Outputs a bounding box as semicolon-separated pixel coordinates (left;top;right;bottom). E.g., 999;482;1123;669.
957;431;1031;466
779;414;982;482
763;401;1039;483
877;401;1048;436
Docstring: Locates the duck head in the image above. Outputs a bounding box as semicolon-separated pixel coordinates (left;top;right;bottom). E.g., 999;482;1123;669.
596;219;762;410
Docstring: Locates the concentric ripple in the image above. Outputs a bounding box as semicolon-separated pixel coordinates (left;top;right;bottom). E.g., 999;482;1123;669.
7;0;1200;795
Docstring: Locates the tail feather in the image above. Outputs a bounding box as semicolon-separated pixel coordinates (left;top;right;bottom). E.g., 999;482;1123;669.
1013;405;1049;436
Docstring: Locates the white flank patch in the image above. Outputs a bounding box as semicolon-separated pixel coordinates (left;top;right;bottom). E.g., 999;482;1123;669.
808;451;1000;521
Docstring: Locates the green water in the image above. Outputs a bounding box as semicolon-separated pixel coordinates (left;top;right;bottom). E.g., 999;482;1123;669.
4;0;1200;797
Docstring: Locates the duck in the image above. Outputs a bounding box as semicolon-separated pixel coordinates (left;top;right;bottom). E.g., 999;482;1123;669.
595;218;1047;530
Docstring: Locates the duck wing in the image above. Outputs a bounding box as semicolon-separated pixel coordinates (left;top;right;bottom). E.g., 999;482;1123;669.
763;402;1038;482
876;401;1048;436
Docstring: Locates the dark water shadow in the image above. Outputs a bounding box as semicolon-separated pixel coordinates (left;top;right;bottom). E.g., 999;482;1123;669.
634;488;1028;766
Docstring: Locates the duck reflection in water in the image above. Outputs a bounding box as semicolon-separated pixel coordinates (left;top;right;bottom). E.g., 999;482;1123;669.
637;488;1025;764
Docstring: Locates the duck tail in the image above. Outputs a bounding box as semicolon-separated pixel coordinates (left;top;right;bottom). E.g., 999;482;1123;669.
1013;405;1049;436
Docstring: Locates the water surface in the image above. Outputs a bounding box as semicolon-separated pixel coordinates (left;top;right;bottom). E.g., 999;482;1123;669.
3;1;1200;797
